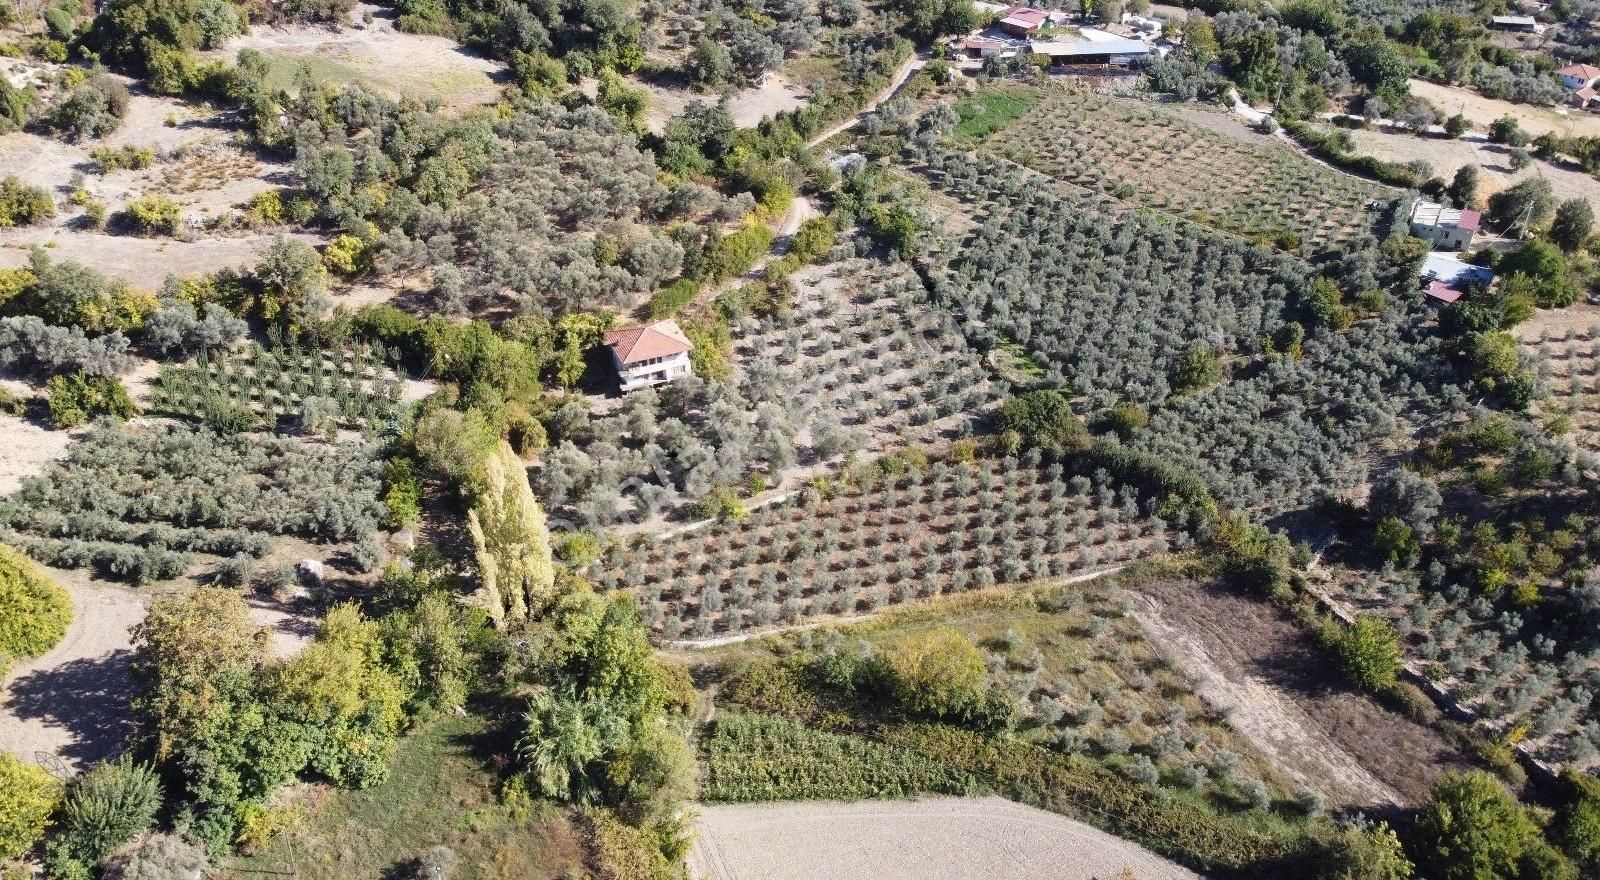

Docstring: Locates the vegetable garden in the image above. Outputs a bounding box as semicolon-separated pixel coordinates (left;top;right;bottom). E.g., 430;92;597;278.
0;421;383;583
973;90;1396;253
594;453;1192;638
151;342;405;433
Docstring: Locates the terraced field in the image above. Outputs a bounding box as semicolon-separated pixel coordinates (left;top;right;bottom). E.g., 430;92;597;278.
976;90;1397;252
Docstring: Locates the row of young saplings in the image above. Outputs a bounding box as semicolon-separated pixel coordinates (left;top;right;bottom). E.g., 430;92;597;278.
596;460;1191;638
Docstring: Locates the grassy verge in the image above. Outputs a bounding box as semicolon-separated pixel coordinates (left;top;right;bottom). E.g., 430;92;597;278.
221;714;582;880
702;711;981;802
953;87;1049;140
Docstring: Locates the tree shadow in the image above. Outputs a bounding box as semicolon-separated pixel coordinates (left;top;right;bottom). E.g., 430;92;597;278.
4;650;136;765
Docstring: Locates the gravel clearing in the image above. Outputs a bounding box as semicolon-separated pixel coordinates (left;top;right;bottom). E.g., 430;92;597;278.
688;796;1201;880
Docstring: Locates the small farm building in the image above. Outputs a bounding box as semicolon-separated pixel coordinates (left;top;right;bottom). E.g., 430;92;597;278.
604;320;695;392
1409;200;1481;250
1490;15;1545;32
1420;252;1494;304
997;7;1049;36
955;36;1012;58
1031;36;1151;66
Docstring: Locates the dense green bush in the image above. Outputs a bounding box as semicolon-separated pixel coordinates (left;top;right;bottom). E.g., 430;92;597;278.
46;373;135;427
1412;771;1573;880
121;192;181;236
45;756;162;875
0;542;72;676
0;175;56;227
1324;615;1402;692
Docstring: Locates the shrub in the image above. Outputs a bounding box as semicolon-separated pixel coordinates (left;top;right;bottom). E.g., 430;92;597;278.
322;234;369;276
0;542;72;676
0;751;61;860
122;192;181;236
879;626;988;719
46;373;136;427
1327;615;1402;692
52;756;162;866
0;175;55;227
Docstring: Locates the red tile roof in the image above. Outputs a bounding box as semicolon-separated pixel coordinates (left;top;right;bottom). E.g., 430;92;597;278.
1457;209;1481;232
1426;281;1464;304
1001;7;1049;26
604;319;693;365
1560;63;1600;81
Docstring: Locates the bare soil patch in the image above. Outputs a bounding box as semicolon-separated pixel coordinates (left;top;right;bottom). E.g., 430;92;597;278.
1343;128;1600;208
0;571;143;770
1129;578;1474;807
0;412;76;495
0;230;324;289
1408;79;1600;139
206;3;504;110
634;72;809;135
689;796;1202;880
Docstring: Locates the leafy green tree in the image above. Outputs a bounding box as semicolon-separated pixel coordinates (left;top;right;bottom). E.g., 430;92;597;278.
996;389;1085;451
892;0;978;42
0;751;60;860
1550;198;1593;253
1329;615;1402;691
880;626;987;718
0;543;71;676
1412;771;1566;880
1372;517;1419;566
1487;177;1554;236
254;235;327;325
1171;345;1223;393
1559;789;1600;876
1448;165;1482;209
47;756;162;871
685;38;734;87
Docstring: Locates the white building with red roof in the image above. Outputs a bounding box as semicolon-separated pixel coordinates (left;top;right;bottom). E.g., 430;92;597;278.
603;319;694;392
997;6;1049;36
1409;200;1481;251
1559;63;1600;90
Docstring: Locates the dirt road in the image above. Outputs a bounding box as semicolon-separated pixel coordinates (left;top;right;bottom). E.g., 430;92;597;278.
807;56;926;148
688;796;1201;880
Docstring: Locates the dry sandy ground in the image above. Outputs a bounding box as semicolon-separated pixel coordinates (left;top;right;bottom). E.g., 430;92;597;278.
205;3;504;110
1344;128;1600;208
1131;579;1473;807
0;573;143;770
1409;79;1600;140
636;73;810;134
688;797;1200;880
0;230;325;289
1130;593;1402;808
0;412;76;495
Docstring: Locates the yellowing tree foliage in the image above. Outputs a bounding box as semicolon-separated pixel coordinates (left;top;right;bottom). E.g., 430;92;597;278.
0;543;72;677
0;751;61;860
468;439;556;623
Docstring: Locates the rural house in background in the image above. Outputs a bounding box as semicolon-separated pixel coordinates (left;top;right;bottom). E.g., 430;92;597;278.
1489;14;1545;33
604;319;695;392
1420;252;1495;304
997;6;1048;37
1558;62;1600;90
1409;200;1481;250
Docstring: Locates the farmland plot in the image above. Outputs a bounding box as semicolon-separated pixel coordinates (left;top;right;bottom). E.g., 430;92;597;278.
152;342;405;433
973;90;1397;252
915;145;1309;407
1526;323;1600;446
537;259;998;531
0;421;383;584
595;454;1192;639
910;147;1462;511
